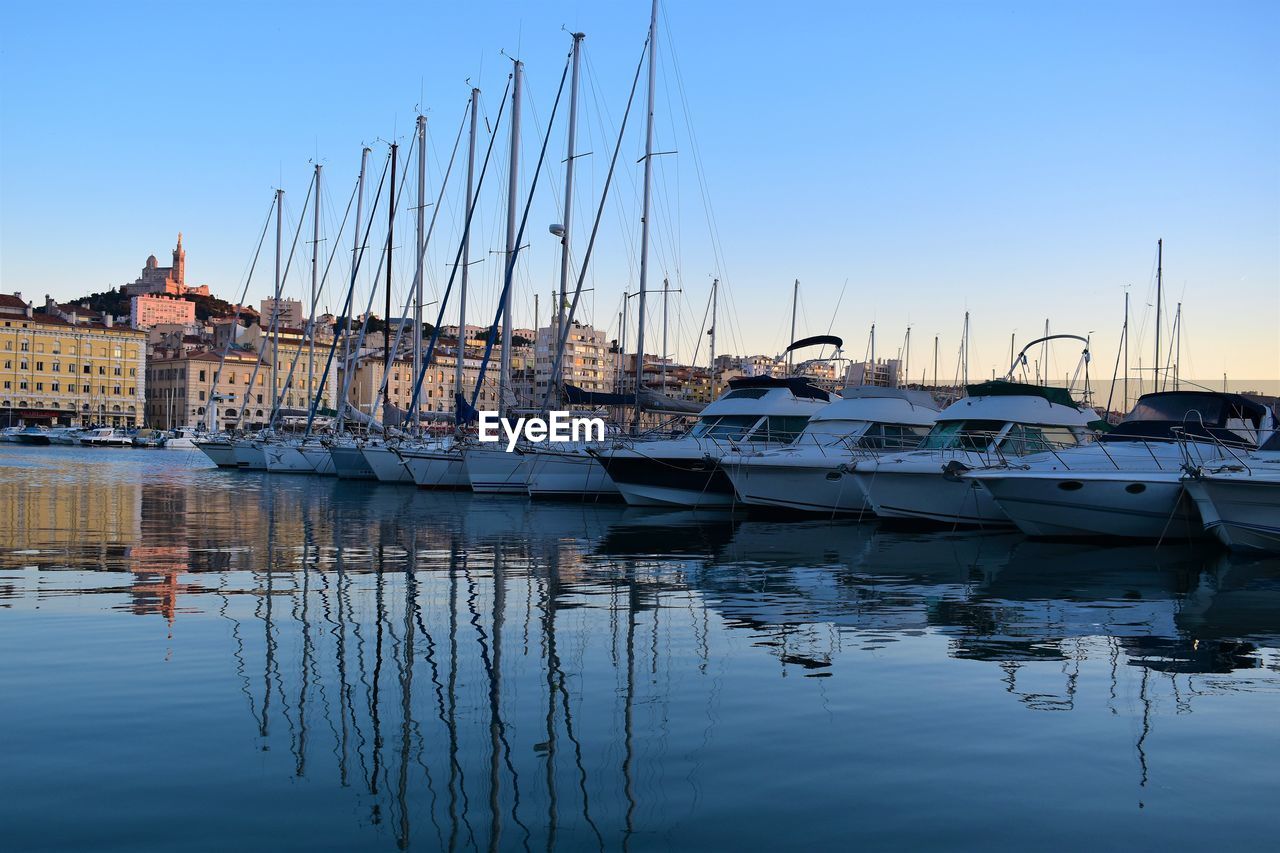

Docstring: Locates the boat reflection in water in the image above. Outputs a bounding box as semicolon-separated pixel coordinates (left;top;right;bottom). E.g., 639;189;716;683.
0;446;1278;851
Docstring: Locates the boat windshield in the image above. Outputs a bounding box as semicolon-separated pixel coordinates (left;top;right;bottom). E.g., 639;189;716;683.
688;415;762;441
794;419;869;447
746;416;811;443
919;420;1006;452
858;423;930;451
1126;393;1233;424
997;424;1082;457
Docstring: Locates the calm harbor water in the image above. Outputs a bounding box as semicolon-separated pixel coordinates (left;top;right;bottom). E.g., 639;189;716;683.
1;446;1277;851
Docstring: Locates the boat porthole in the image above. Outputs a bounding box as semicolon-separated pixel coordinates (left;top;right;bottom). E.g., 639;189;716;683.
1125;483;1146;494
826;472;842;481
1058;481;1083;491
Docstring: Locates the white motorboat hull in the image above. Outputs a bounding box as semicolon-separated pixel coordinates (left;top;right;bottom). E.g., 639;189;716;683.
855;469;1011;527
1184;476;1280;552
524;448;619;499
721;458;872;515
613;481;737;509
233;441;268;470
399;446;469;489
329;444;376;480
362;445;413;484
465;446;530;495
974;472;1204;540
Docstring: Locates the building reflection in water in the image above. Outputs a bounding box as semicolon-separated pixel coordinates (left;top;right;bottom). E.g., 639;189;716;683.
1;454;1278;848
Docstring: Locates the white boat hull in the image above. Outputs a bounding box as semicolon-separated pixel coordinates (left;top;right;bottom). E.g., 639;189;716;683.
399;446;469;489
975;472;1204;540
524;448;619;499
298;444;336;476
329;443;376;480
722;458;872;515
465;446;530;494
362;445;413;483
855;469;1011;527
1184;476;1280;552
232;441;268;470
196;440;238;468
266;443;319;474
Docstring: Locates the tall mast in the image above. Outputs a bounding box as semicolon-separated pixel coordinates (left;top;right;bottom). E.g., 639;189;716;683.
1155;238;1163;392
271;187;283;431
1123;290;1129;412
384;142;397;428
962;311;970;386
309;165;321;414
413;115;426;431
633;0;658;432
661;277;669;393
903;327;911;389
337;147;369;434
499;60;522;418
1174;301;1182;391
709;278;718;398
457;89;479;410
869;323;876;382
558;33;584;343
933;334;939;389
788;279;798;374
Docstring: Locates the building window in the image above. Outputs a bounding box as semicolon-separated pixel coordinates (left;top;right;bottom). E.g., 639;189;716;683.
98;366;105;375
35;382;43;391
19;381;27;390
52;382;59;392
199;390;205;401
130;368;137;377
35;361;43;371
2;382;8;390
83;365;90;374
113;386;121;395
83;384;89;393
199;370;206;382
128;387;134;396
20;342;29;351
52;362;60;372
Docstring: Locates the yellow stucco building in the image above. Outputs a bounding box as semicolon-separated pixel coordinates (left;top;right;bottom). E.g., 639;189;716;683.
0;294;147;427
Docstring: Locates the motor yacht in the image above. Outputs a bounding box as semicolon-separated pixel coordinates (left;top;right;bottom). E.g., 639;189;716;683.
14;426;52;446
163;427;200;449
1182;423;1280;552
720;386;939;515
591;376;831;508
967;391;1274;540
851;381;1100;527
80;427;134;447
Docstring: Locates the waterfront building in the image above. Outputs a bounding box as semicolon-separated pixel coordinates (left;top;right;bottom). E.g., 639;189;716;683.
343;343;500;418
0;293;147;427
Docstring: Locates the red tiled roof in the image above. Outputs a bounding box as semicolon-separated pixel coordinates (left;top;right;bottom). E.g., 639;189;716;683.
0;294;28;309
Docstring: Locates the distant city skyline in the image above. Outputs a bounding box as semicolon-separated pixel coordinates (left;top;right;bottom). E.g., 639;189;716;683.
1;0;1276;388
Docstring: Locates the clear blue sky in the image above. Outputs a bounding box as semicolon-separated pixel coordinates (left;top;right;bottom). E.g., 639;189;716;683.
2;0;1276;391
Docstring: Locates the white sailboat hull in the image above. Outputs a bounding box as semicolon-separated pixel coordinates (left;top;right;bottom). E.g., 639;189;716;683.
232;441;268;470
362;444;413;483
196;440;238;468
329;443;376;480
399;444;469;489
465;446;530;494
266;442;319;474
298;444;336;476
525;447;619;499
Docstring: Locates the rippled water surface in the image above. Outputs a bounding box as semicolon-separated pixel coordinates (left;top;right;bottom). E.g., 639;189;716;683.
1;445;1278;851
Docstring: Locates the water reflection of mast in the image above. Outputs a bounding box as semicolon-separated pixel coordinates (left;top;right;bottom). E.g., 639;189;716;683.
623;560;638;852
394;529;416;850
